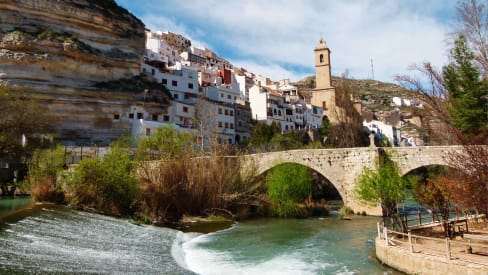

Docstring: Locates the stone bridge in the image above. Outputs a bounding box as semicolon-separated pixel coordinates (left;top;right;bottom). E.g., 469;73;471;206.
241;146;464;216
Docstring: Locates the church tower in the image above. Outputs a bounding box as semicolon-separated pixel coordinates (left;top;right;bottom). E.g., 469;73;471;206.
311;37;337;122
314;37;332;89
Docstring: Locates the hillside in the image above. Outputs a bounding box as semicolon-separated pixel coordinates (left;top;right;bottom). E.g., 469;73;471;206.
294;76;432;145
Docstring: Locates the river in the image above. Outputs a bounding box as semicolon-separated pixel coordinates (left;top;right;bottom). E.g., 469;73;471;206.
0;199;402;274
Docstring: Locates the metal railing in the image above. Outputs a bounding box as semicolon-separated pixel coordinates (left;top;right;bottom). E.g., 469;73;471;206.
64;146;110;165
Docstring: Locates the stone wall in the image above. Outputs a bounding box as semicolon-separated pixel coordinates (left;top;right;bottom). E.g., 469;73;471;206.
376;238;488;275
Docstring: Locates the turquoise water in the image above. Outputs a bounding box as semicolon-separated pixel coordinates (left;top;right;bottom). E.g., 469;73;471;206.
181;216;402;274
0;197;32;216
0;200;402;274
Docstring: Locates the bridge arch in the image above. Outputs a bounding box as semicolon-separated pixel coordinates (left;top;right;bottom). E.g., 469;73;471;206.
241;146;465;216
257;161;345;203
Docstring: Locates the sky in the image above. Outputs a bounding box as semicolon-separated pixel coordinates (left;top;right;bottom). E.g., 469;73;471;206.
115;0;458;83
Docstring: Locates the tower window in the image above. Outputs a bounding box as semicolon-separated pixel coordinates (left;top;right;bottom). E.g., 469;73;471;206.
320;54;324;63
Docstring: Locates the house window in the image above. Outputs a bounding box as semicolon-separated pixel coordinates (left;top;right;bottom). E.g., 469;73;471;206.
225;122;229;129
174;94;179;100
230;123;234;129
238;121;242;126
183;106;188;113
218;108;222;114
278;110;282;116
227;95;231;99
137;112;143;119
224;109;229;115
322;101;327;110
234;96;237;100
188;83;194;89
320;54;324;63
273;109;277;115
172;80;177;87
220;93;224;98
237;110;241;116
113;114;120;120
218;121;222;128
146;128;151;136
152;114;158;121
163;115;169;121
162;78;167;85
129;113;134;119
230;110;234;116
151;69;155;76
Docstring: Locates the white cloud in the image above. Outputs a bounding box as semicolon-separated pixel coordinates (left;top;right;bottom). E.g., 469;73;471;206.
122;0;456;83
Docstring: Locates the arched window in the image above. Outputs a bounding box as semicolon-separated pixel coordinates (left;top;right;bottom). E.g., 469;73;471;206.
320;54;324;63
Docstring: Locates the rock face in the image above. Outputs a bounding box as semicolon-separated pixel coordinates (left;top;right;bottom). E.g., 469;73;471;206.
0;0;168;145
0;0;144;88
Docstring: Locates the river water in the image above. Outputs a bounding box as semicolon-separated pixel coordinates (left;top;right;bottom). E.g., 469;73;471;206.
0;199;402;274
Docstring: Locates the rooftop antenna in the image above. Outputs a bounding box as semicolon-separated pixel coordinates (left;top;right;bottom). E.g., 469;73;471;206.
370;58;375;80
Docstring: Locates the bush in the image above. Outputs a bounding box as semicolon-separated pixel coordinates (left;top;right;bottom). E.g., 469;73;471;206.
66;145;138;216
266;163;312;217
28;145;66;203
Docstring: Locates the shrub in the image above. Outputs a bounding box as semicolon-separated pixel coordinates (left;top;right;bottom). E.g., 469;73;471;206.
28;145;66;203
66;145;138;216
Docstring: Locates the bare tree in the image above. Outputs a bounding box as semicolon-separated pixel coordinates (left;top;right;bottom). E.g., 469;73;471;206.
193;97;219;152
455;0;488;77
395;63;458;145
326;73;368;148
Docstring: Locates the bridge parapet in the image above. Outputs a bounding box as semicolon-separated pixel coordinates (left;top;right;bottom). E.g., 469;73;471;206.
385;146;463;175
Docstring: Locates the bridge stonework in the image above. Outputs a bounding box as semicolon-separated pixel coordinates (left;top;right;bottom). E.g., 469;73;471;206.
241;146;463;216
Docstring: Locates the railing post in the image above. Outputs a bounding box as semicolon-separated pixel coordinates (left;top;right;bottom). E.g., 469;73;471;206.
408;231;413;253
418;210;422;225
384;226;388;246
445;238;451;260
377;222;381;238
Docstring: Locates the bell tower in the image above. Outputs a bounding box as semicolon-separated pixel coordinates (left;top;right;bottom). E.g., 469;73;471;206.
311;36;337;123
314;37;332;89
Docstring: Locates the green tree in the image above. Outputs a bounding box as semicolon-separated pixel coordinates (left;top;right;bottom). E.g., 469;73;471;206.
0;89;56;163
266;163;312;217
246;122;280;151
136;125;193;160
356;152;414;218
443;35;488;135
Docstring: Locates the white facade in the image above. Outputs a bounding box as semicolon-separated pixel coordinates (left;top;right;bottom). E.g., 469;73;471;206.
145;31;180;65
305;104;324;128
363;120;398;146
204;85;240;105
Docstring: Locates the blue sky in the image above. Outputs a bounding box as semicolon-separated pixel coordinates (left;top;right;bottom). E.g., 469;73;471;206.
116;0;457;83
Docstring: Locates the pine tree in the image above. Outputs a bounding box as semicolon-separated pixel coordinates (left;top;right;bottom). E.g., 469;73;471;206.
443;35;488;136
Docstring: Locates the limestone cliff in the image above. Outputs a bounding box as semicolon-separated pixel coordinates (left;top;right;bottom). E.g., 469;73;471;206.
0;0;169;145
0;0;144;88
